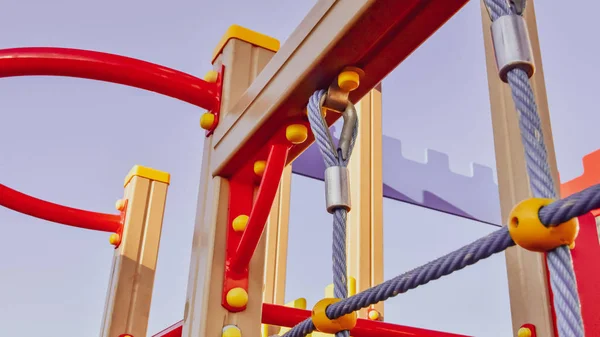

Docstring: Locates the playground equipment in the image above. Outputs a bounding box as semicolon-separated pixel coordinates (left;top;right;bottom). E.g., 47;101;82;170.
2;0;600;337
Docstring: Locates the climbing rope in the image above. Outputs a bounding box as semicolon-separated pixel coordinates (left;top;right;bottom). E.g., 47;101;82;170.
306;89;358;337
483;0;585;336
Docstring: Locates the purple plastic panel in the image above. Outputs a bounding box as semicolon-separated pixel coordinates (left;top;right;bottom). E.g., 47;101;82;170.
292;126;502;226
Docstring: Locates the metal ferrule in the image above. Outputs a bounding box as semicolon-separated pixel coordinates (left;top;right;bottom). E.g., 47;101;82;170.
491;14;535;82
324;166;351;213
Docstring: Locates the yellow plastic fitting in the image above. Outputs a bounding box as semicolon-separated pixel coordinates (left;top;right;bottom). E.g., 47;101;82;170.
286;124;308;144
337;70;360;92
303;107;327;118
508;198;579;252
109;233;121;246
115;199;126;211
204;70;219;83
232;215;249;232
226;287;248;308
200;113;216;130
254;160;266;176
517;327;532;337
222;325;242;337
311;298;357;334
367;308;380;321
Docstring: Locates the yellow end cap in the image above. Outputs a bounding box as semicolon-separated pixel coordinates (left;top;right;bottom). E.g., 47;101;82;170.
222;325;242;337
311;298;357;334
232;215;249;232
226;287;248;308
367;309;380;320
109;233;121;246
508;198;579;252
254;160;266;176
304;107;327;118
204;70;219;83
115;199;126;211
200;113;216;130
338;70;360;92
124;165;170;187
517;327;532;337
286;124;308;144
212;25;280;64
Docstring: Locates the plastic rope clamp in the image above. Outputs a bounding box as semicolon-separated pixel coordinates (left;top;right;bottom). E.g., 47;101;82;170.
491;14;535;82
507;198;579;252
324;166;351;213
311;298;357;334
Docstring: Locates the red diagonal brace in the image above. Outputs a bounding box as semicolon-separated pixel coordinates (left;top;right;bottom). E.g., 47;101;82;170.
222;143;290;311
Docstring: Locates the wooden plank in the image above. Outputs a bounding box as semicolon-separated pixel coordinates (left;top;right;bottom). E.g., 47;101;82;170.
347;85;384;318
480;1;557;335
210;0;470;177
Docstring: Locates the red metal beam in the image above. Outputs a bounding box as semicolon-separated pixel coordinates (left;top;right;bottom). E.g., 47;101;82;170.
0;183;121;232
153;303;470;337
0;47;221;111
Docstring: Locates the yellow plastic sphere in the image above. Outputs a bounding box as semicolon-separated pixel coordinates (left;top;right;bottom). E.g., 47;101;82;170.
253;160;266;176
226;287;248;308
337;70;360;92
367;309;380;320
286;124;308;144
109;233;121;246
508;198;579;252
222;325;242;337
311;298;357;333
204;70;219;83
200;113;216;130
115;199;126;211
232;215;249;232
517;327;532;337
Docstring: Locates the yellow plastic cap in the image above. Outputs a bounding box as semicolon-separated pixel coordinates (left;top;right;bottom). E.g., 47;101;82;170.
286;124;308;144
115;199;126;211
204;70;219;83
253;160;266;176
232;215;249;232
200;113;216;130
212;25;280;63
367;309;380;320
124;165;170;187
517;327;532;337
226;287;249;308
311;298;357;334
109;233;121;246
222;325;242;337
508;198;579;252
338;70;360;92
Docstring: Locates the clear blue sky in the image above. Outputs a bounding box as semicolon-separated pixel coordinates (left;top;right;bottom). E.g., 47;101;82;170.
1;1;598;337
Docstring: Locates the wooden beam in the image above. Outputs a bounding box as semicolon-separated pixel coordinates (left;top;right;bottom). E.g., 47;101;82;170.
210;0;469;177
347;85;384;318
480;1;557;335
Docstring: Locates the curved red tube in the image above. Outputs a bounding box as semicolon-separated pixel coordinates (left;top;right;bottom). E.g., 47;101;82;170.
0;47;220;110
0;183;121;233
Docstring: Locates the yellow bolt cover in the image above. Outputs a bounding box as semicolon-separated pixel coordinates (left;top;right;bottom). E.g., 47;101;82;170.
115;199;126;211
286;124;308;144
226;287;249;308
232;215;249;232
517;327;532;337
222;325;242;337
204;70;219;83
109;233;121;246
367;309;380;320
337;70;360;92
311;298;357;334
200;113;216;130
303;106;327;118
254;160;266;176
508;198;579;252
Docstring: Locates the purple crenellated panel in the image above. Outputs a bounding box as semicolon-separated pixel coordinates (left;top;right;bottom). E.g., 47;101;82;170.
292;126;502;226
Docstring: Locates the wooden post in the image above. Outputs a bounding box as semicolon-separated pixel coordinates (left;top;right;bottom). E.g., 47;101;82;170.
100;165;170;337
263;165;292;306
181;26;279;337
480;1;558;335
347;85;384;319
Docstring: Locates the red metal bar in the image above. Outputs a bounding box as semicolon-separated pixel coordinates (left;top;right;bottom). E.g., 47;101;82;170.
229;144;290;274
0;183;121;232
0;47;220;111
152;302;470;337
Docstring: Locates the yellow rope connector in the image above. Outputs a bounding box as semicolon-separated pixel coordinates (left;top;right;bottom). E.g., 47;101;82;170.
311;298;357;334
507;198;579;252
